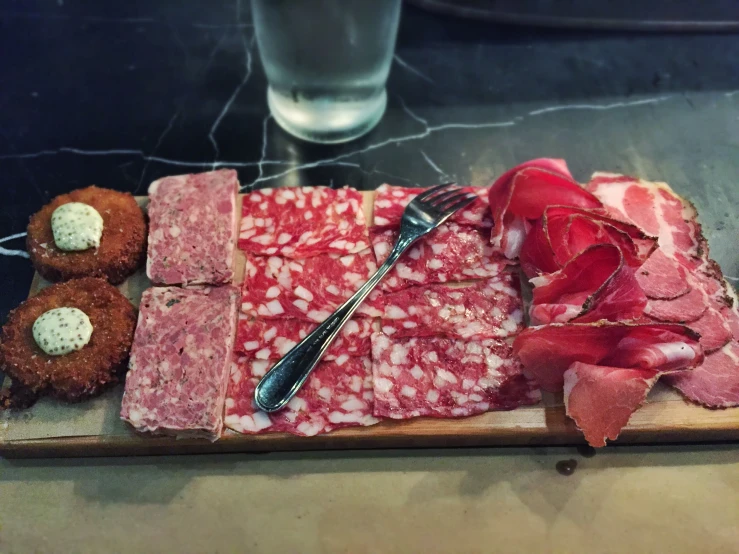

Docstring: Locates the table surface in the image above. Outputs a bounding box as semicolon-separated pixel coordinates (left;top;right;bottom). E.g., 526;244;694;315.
1;1;738;551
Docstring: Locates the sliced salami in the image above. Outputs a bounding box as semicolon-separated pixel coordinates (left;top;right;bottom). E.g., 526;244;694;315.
241;250;383;322
380;274;523;340
373;184;491;228
370;223;509;292
235;315;373;360
120;285;239;440
371;333;540;420
224;355;379;436
146;169;238;285
239;186;370;258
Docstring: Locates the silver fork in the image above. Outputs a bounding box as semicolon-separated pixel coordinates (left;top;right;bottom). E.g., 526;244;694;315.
254;183;479;413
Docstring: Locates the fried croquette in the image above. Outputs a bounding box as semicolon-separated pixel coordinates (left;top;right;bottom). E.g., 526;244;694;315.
27;186;146;284
0;277;137;404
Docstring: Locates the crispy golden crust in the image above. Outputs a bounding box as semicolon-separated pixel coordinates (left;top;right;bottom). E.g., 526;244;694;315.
27;186;147;284
0;278;137;403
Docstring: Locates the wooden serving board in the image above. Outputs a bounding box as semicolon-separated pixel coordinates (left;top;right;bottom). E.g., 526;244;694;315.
2;192;739;458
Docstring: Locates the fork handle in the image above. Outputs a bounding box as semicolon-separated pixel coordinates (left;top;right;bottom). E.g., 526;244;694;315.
254;235;417;413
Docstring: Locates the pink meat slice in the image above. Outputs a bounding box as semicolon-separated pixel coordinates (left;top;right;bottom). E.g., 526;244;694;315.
664;341;739;408
373;184;491;228
235;315;372;360
635;249;691;300
513;322;704;392
146;169;237;285
241;250;384;322
224;355;379;436
564;362;662;447
120;285;239;440
687;307;733;353
587;172;704;267
370;333;540;420
380;273;524;340
643;287;708;323
239;186;370;258
370;223;509;292
489;159;602;259
529;244;647;325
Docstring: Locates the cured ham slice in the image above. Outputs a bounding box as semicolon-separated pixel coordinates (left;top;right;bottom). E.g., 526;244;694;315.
370;224;508;292
564;363;662;447
235;316;372;360
664;341;739;408
371;333;539;419
241;250;384;322
373;184;491;229
587;173;704;269
513;322;703;392
520;206;657;278
224;355;379;436
529;244;646;325
239;186;370;258
688;308;733;353
489;159;602;259
635;250;690;300
643;287;708;323
380;274;524;340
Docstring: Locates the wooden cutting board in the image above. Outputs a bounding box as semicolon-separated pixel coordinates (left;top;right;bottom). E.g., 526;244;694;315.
2;192;738;458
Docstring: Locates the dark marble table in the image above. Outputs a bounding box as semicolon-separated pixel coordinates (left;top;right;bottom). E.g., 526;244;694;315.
2;0;739;321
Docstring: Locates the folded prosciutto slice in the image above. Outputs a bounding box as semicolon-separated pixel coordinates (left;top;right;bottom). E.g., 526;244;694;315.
520;206;657;278
513;322;703;392
564;363;662;447
489;159;602;259
529;244;647;325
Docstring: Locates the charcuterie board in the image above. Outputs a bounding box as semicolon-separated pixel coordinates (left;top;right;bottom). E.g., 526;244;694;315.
2;192;739;458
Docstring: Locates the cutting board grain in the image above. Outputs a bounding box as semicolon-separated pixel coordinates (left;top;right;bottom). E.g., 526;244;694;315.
2;191;738;458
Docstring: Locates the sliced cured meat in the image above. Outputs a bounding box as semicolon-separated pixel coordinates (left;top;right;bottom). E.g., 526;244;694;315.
239;186;370;258
373;184;491;228
721;284;739;340
241;250;383;322
529;244;646;325
371;333;540;419
380;273;524;340
513;322;703;392
636;250;690;300
664;341;739;408
235;316;372;360
120;285;239;440
370;223;508;292
587;172;704;267
688;308;733;353
564;363;662;447
146;169;237;285
519;206;657;278
643;287;707;323
489;159;602;259
224;355;379;436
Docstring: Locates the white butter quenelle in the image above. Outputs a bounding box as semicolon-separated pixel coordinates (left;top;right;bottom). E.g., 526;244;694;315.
51;202;104;251
32;307;93;356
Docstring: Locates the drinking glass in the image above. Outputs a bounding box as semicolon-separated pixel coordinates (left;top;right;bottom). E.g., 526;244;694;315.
251;0;402;144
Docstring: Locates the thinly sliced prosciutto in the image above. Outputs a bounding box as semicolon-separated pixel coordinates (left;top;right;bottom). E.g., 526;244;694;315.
520;205;657;278
564;363;662;447
489;159;602;259
513;322;703;392
529;244;647;325
664;341;739;408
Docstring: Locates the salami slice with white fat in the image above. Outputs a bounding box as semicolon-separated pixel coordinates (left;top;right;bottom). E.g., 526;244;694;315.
239;186;370;258
241;250;383;322
235;315;373;360
370;223;509;292
373;184;491;229
380;274;523;340
370;333;539;420
224;355;379;436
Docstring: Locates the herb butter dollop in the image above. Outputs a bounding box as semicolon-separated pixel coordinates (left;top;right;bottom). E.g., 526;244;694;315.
51;202;104;251
32;307;93;356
